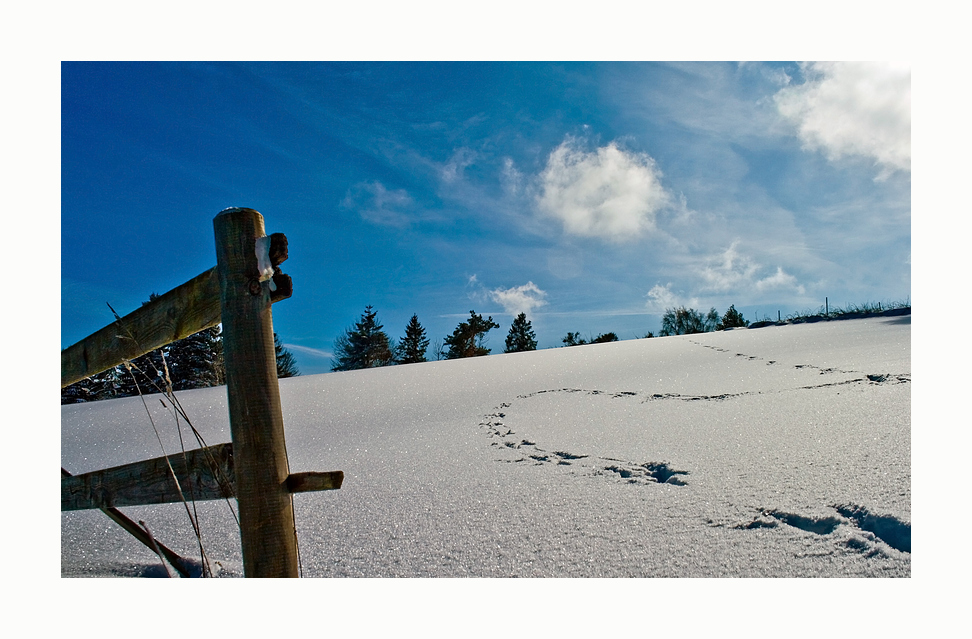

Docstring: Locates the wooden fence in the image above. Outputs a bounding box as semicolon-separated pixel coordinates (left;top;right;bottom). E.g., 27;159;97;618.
61;207;342;578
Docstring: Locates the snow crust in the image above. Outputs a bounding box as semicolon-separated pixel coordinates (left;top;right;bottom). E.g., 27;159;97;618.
61;317;910;578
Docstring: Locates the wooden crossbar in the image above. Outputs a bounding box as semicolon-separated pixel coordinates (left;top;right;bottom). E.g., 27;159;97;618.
61;259;292;389
62;443;344;511
61;267;221;389
62;443;235;511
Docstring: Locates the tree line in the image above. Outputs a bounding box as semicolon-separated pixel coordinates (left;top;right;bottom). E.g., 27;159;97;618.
329;303;750;372
658;304;749;336
61;294;300;404
331;306;536;370
62;300;752;400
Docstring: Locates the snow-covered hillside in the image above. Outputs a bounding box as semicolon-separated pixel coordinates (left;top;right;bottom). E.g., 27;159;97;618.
61;315;910;577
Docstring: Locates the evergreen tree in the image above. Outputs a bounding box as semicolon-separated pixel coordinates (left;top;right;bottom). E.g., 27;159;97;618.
61;377;94;404
61;354;161;403
444;310;500;359
331;305;395;371
396;314;430;364
168;325;222;390
504;313;537;353
61;369;115;404
717;304;749;330
274;332;300;378
115;349;168;397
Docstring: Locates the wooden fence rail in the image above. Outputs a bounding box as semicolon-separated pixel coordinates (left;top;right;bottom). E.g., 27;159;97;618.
61;246;291;389
61;207;341;578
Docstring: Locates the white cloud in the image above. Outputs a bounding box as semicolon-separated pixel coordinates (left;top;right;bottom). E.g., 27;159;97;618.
536;138;671;242
699;242;759;291
755;267;805;295
282;344;333;359
501;157;523;196
341;181;415;227
488;282;548;317
440;148;477;184
645;283;699;312
700;243;806;296
646;284;677;310
774;62;911;176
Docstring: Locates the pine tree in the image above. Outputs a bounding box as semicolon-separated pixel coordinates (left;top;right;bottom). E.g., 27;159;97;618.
444;310;500;359
718;304;749;330
331;305;395;371
62;357;150;403
61;370;113;404
274;333;300;378
168;325;222;390
396;314;430;364
115;349;168;397
504;312;537;353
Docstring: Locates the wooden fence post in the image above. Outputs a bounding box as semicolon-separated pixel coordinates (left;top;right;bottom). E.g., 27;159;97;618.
213;207;298;578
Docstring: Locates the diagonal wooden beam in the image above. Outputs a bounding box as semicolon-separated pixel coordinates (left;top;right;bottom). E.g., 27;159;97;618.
61;468;196;578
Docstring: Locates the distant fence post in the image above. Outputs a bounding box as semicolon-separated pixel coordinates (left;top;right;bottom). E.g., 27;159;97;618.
213;207;298;578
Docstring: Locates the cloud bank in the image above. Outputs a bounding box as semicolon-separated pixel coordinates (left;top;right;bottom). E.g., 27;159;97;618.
537;139;671;242
774;62;911;176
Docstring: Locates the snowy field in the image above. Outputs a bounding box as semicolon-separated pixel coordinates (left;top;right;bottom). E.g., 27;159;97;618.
61;315;911;579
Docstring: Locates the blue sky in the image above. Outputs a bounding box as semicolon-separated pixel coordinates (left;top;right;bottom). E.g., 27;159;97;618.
61;61;911;376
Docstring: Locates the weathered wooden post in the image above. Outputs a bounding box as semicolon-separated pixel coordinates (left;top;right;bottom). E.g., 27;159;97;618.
213;207;297;577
